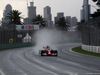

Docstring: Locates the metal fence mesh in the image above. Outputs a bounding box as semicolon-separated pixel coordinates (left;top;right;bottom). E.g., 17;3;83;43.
0;30;34;44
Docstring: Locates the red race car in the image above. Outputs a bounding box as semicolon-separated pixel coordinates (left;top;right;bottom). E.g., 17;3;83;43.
39;46;58;56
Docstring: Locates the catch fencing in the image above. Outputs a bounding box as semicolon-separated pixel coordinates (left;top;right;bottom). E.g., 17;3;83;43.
0;30;35;50
81;17;100;53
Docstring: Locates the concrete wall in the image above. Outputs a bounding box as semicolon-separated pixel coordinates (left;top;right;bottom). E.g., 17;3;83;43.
0;43;35;50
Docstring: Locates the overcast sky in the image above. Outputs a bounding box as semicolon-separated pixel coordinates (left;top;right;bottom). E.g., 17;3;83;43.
0;0;97;21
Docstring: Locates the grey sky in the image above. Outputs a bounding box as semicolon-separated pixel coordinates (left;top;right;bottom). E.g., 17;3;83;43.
0;0;97;21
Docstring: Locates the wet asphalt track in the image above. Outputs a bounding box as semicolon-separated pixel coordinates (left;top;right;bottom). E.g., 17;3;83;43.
0;43;100;75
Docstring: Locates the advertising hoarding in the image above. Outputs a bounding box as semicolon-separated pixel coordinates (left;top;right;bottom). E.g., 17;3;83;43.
16;25;39;30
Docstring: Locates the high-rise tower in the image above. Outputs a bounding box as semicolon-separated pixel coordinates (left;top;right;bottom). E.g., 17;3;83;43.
44;6;53;27
80;0;90;21
2;4;12;25
24;1;36;24
28;1;36;19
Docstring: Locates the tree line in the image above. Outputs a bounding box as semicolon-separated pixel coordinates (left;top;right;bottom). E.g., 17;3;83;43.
0;10;69;31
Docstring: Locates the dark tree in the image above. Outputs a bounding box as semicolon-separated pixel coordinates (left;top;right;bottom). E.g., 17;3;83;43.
91;9;100;18
92;0;97;2
0;20;1;26
6;10;22;24
92;0;100;5
57;17;69;31
91;0;100;18
32;15;46;27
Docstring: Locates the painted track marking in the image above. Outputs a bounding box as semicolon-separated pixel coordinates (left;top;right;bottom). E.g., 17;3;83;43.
0;69;5;75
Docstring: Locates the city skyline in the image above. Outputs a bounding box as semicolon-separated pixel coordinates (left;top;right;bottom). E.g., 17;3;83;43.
0;0;97;21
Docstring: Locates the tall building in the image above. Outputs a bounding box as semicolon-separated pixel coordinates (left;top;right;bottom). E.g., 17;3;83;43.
28;1;36;19
57;13;64;19
80;0;90;21
44;6;53;27
24;1;36;24
66;16;71;27
71;17;77;27
2;4;12;25
54;12;64;26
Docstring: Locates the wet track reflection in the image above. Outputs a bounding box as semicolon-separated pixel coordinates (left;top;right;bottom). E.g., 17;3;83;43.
0;43;100;75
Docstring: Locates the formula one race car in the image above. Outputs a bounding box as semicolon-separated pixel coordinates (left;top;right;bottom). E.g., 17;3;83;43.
39;46;58;56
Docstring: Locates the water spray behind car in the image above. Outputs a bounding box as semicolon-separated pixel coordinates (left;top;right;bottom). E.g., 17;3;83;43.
33;29;58;55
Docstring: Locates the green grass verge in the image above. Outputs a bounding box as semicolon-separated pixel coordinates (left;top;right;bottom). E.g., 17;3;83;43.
72;46;100;57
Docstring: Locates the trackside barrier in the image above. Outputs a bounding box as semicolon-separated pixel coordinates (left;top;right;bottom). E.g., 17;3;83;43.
0;43;35;50
82;44;100;53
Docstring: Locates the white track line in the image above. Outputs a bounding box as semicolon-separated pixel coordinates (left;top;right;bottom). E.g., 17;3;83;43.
85;73;100;75
70;47;100;58
57;58;80;66
32;57;77;75
62;48;100;72
24;53;58;75
19;70;27;75
0;69;5;75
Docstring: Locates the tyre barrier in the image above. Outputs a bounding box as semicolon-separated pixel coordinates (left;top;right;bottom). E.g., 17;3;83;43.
82;44;100;53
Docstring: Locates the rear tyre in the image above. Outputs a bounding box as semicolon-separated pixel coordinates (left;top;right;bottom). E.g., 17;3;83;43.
41;50;44;56
55;50;58;56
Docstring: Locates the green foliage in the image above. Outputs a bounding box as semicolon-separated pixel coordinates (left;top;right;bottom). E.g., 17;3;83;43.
57;17;69;31
32;15;46;27
80;20;85;23
72;46;100;57
92;0;97;2
91;9;100;18
0;20;1;26
6;10;22;24
77;25;81;31
92;0;100;5
76;20;85;31
91;0;100;18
